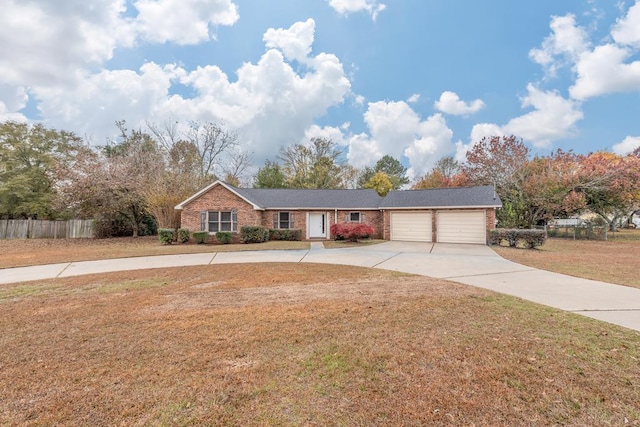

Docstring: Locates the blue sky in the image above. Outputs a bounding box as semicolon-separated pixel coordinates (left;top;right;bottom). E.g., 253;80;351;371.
1;0;639;181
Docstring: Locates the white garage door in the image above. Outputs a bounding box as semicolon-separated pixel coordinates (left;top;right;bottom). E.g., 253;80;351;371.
437;211;486;244
391;212;432;242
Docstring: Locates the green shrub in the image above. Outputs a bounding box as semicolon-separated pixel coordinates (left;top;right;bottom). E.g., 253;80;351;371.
158;228;175;245
268;229;303;241
489;229;546;248
177;228;190;243
241;226;269;243
216;231;233;244
192;231;208;244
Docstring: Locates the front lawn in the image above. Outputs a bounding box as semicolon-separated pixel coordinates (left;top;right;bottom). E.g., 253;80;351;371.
494;231;640;289
1;264;639;425
0;236;309;269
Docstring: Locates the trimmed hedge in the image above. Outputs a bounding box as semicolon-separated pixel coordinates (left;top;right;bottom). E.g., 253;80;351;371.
241;226;269;243
216;231;233;244
490;229;546;248
177;228;190;243
192;231;208;244
330;223;375;242
269;228;303;241
158;228;175;245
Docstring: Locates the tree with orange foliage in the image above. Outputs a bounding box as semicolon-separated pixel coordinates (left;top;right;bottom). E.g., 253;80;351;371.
573;151;640;231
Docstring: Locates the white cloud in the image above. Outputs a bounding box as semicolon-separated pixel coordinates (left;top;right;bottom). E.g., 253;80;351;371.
529;14;590;77
346;101;455;177
134;0;239;44
612;135;640;155
453;123;502;162
0;0;135;88
263;19;315;63
469;123;503;144
612;0;640;48
407;93;420;103
327;0;387;20
569;43;640;100
304;124;350;147
404;114;455;179
504;84;583;147
28;19;351;157
434;91;485;116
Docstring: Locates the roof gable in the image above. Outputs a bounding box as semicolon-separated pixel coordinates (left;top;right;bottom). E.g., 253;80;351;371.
174;180;262;210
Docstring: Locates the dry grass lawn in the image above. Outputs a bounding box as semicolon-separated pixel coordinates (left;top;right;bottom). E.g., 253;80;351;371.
494;230;640;289
0;237;309;269
1;264;639;426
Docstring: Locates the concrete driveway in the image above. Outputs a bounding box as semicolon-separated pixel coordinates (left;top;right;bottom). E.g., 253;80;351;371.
1;242;639;332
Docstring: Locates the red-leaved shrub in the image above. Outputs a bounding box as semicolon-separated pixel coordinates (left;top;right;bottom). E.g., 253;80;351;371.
330;223;375;242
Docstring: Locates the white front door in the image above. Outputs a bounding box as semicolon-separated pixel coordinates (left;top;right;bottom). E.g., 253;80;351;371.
309;213;326;238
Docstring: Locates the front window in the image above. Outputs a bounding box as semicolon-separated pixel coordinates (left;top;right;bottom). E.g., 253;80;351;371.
274;211;295;229
350;212;361;223
204;210;237;233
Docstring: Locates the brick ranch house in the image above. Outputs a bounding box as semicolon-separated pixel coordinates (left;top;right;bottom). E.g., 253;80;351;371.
175;180;502;244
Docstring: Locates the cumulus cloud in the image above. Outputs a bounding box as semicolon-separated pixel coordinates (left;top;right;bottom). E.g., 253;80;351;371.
0;0;135;88
21;17;350;157
346;101;455;177
407;94;420;104
529;5;640;101
612;0;640;48
327;0;387;20
263;19;315;63
503;84;583;148
134;0;239;44
434;91;485;116
569;43;640;100
612;136;640;155
529;14;590;77
454;123;502;162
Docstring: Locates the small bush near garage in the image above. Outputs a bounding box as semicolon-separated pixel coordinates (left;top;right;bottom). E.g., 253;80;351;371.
241;226;269;244
192;231;208;244
269;229;303;241
215;231;233;244
331;223;375;242
177;228;190;243
158;228;175;245
490;229;546;249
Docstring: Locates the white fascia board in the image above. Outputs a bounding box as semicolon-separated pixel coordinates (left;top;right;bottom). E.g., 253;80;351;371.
383;205;501;210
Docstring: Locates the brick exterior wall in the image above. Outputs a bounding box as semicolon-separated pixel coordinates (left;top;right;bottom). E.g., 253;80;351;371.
180;184;262;243
179;184;496;243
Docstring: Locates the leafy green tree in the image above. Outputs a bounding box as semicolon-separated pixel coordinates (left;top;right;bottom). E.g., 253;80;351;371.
278;138;354;189
0;121;87;219
254;160;287;188
357;155;409;190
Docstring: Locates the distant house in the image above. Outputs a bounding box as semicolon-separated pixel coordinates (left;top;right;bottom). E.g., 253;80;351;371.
175;181;502;244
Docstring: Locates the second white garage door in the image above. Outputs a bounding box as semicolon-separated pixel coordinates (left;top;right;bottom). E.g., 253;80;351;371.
437;211;486;244
391;212;432;242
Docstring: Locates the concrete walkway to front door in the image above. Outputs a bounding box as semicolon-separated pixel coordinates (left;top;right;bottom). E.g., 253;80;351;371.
1;242;639;332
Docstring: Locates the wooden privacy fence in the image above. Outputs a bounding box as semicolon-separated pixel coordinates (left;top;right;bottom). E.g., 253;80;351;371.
0;219;95;239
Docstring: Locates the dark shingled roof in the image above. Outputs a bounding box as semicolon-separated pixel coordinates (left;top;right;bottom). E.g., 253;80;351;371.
380;185;501;208
232;187;384;209
175;181;502;210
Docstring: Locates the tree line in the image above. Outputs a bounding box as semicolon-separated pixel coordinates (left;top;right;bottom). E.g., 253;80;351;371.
1;121;638;236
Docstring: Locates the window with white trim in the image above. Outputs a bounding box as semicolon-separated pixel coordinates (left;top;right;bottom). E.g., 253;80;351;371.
201;210;238;233
346;212;364;223
273;211;295;229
